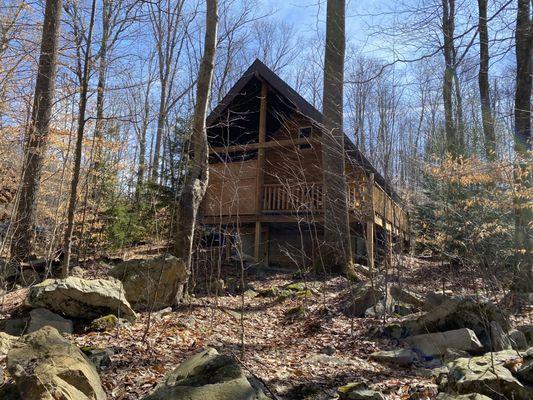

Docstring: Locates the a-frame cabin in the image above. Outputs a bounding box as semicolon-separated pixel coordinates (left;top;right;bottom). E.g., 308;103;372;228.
201;59;409;268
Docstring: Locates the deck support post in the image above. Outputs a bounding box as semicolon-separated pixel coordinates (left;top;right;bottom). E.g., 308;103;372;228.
366;173;375;273
254;81;268;265
254;221;261;263
264;223;270;267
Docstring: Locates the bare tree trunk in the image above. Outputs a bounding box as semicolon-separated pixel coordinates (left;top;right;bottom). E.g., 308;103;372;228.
442;0;457;155
10;0;63;263
62;0;97;276
513;0;532;291
173;0;218;301
321;0;354;276
478;0;496;161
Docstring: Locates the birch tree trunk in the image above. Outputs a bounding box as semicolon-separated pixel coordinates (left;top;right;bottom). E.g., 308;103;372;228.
321;0;354;276
477;0;496;161
10;0;63;263
513;0;532;291
173;0;218;301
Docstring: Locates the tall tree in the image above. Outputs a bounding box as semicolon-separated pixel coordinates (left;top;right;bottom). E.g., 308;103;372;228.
62;0;98;275
321;0;354;275
10;0;63;262
513;0;532;289
442;0;458;155
173;0;218;301
478;0;497;160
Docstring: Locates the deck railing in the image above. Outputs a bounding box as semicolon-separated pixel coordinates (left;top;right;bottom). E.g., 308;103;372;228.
262;182;367;213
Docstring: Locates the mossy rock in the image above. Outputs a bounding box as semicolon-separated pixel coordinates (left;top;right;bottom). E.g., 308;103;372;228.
295;289;315;298
258;287;279;298
276;289;294;302
285;282;306;291
284;305;307;322
88;314;118;332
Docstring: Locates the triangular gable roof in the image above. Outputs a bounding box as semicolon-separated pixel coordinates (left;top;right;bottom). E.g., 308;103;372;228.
206;59;402;204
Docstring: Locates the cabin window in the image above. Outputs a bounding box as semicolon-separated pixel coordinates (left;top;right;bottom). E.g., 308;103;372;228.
298;126;312;150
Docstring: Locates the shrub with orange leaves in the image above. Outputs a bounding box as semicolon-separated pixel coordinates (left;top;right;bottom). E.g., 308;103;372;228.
412;153;531;270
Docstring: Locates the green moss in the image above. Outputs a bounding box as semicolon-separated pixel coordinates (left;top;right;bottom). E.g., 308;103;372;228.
89;314;118;332
285;282;306;291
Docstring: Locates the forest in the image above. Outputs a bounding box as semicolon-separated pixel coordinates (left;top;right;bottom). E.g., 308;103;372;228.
0;0;531;399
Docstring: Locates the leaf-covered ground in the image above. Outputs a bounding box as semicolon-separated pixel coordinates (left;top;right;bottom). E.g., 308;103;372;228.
1;256;530;399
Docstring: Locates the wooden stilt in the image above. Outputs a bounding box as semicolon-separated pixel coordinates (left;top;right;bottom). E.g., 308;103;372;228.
264;224;270;267
366;173;375;273
254;221;261;263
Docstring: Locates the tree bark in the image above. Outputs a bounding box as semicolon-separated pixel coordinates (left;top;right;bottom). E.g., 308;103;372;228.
10;0;63;263
442;0;457;155
513;0;532;290
173;0;218;301
321;0;354;275
62;0;97;276
478;0;497;161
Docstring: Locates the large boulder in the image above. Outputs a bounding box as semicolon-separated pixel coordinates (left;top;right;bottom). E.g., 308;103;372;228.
143;347;265;400
6;326;106;399
26;276;136;321
405;328;483;357
346;282;386;317
109;255;189;310
442;351;531;400
27;308;73;334
404;296;510;348
390;285;424;308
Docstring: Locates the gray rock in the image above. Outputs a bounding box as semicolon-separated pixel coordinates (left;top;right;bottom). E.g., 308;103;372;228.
436;393;492;400
490;321;513;351
517;358;533;384
405;328;483;357
319;345;336;356
338;382;386;400
27;276;136;322
348;282;386;317
517;325;533;346
423;290;453;311
509;329;528;350
27;308;73;334
390;285;424;307
243;289;259;299
143;347;264;400
369;349;419;367
109;255;189;311
0;332;16;356
443;348;470;363
404;296;510;349
2;318;27;336
7;326;106;400
443;352;530;400
82;347;114;371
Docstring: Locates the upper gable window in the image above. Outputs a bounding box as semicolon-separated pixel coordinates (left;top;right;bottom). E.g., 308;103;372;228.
298;126;312;150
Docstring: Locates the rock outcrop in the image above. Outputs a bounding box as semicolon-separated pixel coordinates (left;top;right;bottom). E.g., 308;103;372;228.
109;255;189;310
27;276;136;321
404;296;510;348
6;326;106;399
405;328;484;357
441;351;531;400
143;347;265;400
